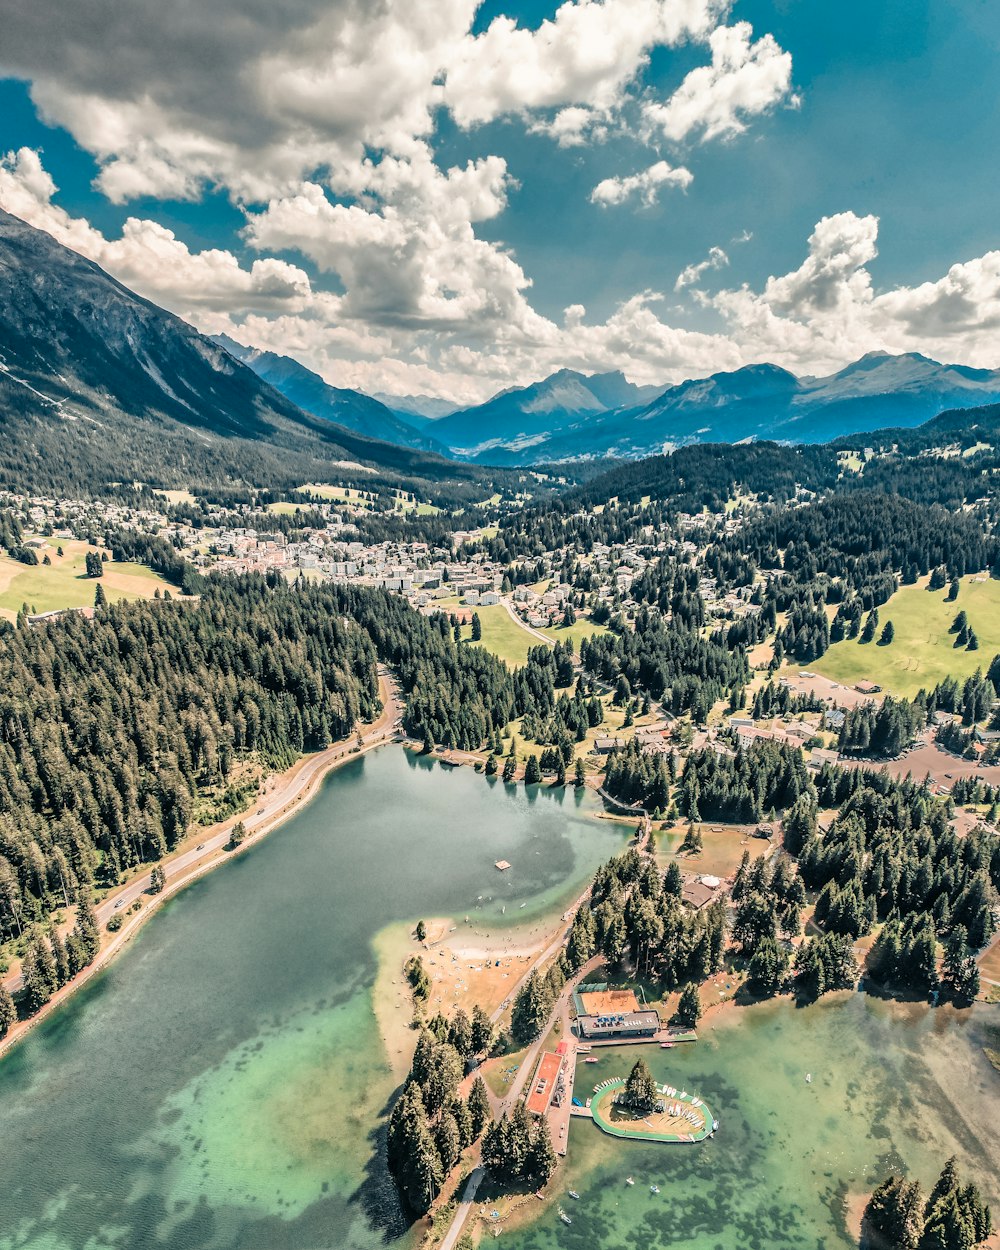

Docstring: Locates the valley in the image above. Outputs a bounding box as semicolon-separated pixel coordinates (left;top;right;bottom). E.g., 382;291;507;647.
0;189;999;1250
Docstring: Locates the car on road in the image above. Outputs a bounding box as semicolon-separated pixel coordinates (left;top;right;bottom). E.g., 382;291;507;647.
196;843;205;851
114;898;124;909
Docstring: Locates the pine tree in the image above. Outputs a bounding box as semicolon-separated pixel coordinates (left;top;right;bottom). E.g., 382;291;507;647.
467;1076;491;1138
49;929;70;987
21;935;57;1014
511;970;552;1043
447;1007;472;1057
864;1175;924;1250
0;983;16;1036
526;1116;557;1185
747;937;789;996
73;891;101;965
470;1005;494;1055
676;982;702;1026
452;1097;474;1148
434;1112;461;1173
624;1057;658;1112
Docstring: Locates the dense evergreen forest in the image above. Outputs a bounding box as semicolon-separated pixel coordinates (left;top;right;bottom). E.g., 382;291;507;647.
579;604;749;719
0;575;574;970
566;441;838;511
0;577;383;946
599;735;998;1004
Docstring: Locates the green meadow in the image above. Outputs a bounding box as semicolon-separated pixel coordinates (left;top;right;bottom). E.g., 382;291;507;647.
813;574;1000;697
0;540;168;621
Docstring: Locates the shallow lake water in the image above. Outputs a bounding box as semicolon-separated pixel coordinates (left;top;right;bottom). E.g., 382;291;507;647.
0;748;621;1250
1;746;997;1250
500;994;1000;1250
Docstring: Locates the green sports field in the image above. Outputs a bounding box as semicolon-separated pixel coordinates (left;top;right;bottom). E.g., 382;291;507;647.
812;574;1000;698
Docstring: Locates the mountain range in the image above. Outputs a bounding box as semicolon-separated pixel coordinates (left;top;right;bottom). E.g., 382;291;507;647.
426;368;664;458
212;336;451;455
0;207;483;500
3;202;1000;495
427;354;1000;463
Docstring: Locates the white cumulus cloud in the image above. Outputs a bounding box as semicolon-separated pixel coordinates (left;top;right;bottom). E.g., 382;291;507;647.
675;244;729;290
591;160;693;207
644;21;795;144
0;147;312;316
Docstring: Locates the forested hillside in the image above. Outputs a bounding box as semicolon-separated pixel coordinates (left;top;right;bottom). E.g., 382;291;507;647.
0;576;572;944
0;577;382;940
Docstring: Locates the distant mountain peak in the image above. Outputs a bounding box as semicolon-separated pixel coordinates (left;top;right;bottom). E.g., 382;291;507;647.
209;335;451;455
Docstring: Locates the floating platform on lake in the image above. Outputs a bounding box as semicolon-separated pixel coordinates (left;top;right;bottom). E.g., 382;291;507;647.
495;859;511;871
589;1078;716;1144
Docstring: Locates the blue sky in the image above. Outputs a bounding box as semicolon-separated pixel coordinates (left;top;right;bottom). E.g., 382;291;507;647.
1;0;999;401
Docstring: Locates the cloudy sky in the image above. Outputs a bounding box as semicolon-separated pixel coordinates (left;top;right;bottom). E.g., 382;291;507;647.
1;0;999;403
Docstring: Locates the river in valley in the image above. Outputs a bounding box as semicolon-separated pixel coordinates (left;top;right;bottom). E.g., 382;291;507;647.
1;745;997;1250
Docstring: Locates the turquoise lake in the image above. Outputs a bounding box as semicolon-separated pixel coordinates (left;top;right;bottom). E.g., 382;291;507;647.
1;746;997;1250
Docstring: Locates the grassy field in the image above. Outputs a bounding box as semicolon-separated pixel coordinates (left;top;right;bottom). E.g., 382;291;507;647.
154;489;197;506
465;605;540;668
296;482;375;504
538;616;610;651
812;574;1000;697
0;540;169;621
657;823;772;878
459;601;609;669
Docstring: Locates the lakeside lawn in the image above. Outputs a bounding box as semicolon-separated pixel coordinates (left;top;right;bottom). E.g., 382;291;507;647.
0;540;169;622
811;574;1000;698
656;822;772;878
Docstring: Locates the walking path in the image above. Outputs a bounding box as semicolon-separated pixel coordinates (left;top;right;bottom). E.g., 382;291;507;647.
500;598;553;647
439;1167;485;1250
497;955;602;1114
0;670;402;1059
438;955;601;1250
488;888;593;1027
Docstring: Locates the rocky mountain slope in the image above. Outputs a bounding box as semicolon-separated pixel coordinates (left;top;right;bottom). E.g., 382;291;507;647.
0;207;477;498
435;354;1000;464
213;336;451;455
427;368;664;458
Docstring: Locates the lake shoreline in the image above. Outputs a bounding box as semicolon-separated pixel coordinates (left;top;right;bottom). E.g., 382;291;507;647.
0;673;402;1063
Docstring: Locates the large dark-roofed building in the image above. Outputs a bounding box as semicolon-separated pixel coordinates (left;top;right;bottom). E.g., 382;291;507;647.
576;1010;660;1040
